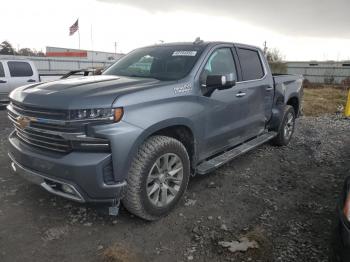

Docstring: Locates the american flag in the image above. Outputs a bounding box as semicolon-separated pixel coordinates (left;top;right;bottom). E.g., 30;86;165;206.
69;19;79;36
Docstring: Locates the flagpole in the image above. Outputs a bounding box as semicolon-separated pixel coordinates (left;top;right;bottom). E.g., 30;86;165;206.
91;24;94;68
78;28;81;50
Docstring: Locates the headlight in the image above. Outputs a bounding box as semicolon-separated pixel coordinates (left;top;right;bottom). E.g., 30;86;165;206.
69;107;123;122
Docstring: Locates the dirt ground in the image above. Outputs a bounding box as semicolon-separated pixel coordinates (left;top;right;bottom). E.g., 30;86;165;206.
0;107;349;262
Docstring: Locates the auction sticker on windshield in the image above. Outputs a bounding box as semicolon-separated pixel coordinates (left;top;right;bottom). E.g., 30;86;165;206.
172;51;197;56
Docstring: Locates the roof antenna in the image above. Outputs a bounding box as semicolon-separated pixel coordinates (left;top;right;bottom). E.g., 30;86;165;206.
193;37;203;44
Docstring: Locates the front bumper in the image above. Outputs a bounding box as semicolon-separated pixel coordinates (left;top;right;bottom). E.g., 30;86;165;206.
8;131;127;204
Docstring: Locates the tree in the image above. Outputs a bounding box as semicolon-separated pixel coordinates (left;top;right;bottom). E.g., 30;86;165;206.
0;41;15;55
266;48;283;63
265;47;287;74
36;51;45;57
18;48;35;56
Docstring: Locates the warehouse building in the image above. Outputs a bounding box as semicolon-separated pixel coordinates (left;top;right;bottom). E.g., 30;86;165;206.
45;46;123;61
286;61;350;84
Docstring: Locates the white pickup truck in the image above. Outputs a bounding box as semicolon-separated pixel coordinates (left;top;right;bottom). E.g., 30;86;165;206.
0;59;40;105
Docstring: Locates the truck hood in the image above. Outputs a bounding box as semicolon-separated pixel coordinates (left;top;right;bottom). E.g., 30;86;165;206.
10;75;165;109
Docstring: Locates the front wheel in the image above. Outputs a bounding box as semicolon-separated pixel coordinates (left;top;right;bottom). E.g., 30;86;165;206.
122;136;190;221
271;105;296;146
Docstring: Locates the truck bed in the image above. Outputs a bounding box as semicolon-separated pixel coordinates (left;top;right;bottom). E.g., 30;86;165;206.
273;74;303;85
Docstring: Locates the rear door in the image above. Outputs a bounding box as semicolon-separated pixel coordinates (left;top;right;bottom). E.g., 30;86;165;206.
6;61;37;92
0;61;10;103
235;46;273;138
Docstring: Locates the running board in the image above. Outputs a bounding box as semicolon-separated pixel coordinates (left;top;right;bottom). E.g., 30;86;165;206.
196;132;277;175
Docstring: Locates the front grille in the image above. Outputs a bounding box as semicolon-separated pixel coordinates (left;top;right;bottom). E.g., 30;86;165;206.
8;102;110;154
8;103;76;153
11;101;69;120
14;126;71;153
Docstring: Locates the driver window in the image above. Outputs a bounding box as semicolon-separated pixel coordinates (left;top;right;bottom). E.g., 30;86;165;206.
201;48;237;83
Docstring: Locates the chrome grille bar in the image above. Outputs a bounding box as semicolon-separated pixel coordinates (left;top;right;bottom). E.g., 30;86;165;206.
8;102;110;154
15;132;69;153
15;128;70;148
8;103;73;153
11;102;67;119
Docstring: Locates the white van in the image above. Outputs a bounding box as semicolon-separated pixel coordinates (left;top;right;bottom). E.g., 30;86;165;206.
0;59;40;105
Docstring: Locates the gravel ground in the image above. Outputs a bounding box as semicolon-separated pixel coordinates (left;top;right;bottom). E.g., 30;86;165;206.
0;108;349;262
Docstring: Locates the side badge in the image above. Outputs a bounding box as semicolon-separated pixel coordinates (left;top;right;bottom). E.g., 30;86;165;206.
174;83;192;95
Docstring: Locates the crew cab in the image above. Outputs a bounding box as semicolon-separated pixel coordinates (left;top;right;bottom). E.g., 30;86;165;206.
0;59;39;105
7;41;303;220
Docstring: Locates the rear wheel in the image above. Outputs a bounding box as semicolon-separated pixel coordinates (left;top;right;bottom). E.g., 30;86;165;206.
122;136;190;221
271;105;296;146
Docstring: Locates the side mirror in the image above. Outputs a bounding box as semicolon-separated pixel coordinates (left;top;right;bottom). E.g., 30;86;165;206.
202;73;236;96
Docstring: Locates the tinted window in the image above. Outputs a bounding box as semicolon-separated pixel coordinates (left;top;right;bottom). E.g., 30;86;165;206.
200;48;237;88
104;45;205;81
237;48;264;81
8;61;33;77
0;63;4;77
203;48;237;77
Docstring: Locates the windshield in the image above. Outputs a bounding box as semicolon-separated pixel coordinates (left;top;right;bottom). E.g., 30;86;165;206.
103;45;205;81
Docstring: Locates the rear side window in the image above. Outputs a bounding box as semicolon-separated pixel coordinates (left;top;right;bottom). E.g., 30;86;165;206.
7;61;33;77
0;63;4;77
237;48;264;81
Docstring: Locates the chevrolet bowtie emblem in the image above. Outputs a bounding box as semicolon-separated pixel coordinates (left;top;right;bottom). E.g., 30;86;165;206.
16;116;31;129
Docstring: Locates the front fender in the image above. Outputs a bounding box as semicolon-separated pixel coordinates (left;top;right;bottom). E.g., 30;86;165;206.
124;118;198;178
92;118;198;183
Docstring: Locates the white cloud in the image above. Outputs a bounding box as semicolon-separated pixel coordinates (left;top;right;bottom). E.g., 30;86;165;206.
0;0;350;61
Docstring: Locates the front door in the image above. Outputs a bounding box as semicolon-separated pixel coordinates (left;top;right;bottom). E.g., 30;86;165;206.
198;47;246;158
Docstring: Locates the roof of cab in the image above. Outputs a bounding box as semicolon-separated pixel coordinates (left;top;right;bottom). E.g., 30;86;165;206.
144;41;262;51
0;58;34;62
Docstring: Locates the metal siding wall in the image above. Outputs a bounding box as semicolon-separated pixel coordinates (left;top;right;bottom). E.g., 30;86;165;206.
286;62;350;84
0;54;121;75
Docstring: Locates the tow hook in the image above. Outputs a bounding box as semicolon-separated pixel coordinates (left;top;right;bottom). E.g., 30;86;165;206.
108;199;120;216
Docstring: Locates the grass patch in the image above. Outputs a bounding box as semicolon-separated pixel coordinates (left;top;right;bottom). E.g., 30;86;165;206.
303;87;349;116
101;243;140;262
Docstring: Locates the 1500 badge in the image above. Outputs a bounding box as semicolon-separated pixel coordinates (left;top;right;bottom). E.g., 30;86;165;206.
174;83;192;95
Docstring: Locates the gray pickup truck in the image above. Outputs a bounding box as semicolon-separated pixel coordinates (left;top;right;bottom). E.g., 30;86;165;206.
7;41;303;220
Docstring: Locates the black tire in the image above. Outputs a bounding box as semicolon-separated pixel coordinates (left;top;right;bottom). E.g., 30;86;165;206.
271;105;296;146
122;135;190;221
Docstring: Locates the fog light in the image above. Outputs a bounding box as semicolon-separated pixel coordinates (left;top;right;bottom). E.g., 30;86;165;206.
62;184;75;195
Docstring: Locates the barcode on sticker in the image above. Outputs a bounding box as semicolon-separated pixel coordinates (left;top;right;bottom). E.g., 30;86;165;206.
172;51;197;56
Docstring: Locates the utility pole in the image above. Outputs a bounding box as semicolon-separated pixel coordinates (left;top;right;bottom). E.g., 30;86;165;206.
114;41;117;55
263;41;268;55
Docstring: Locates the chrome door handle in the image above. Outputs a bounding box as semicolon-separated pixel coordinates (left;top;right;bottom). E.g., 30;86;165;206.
266;87;273;91
236;92;246;97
